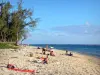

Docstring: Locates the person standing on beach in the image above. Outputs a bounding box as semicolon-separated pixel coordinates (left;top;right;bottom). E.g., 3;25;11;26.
42;48;46;55
46;45;48;51
66;50;68;55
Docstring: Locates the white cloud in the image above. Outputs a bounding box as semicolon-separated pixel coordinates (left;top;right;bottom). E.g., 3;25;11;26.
52;24;100;35
85;21;91;27
84;30;88;34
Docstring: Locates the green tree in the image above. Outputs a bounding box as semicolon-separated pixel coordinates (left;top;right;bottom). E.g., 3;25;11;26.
0;1;12;42
13;0;37;45
0;0;37;45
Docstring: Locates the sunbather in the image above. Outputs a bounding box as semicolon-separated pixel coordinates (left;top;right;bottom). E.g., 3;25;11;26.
42;54;49;64
50;51;55;56
7;64;35;73
7;64;15;69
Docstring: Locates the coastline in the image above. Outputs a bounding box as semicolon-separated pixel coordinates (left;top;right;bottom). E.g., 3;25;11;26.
52;48;100;64
53;48;100;59
0;45;100;75
30;44;100;58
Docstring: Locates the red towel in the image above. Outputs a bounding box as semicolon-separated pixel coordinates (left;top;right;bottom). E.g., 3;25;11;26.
8;68;35;73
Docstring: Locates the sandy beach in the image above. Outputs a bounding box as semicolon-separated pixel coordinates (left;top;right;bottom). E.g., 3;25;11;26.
0;46;100;75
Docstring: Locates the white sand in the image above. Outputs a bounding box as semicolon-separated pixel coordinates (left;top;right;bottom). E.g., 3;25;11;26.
0;46;100;75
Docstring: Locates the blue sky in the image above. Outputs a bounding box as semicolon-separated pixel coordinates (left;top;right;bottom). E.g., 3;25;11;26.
8;0;100;44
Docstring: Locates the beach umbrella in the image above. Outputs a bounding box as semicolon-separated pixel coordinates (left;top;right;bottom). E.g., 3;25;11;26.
50;47;54;49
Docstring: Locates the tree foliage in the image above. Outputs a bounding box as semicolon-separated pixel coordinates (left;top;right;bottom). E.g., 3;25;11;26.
0;0;37;45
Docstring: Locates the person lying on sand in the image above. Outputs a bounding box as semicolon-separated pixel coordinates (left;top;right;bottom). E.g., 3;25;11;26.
50;51;55;56
7;64;35;73
36;54;49;64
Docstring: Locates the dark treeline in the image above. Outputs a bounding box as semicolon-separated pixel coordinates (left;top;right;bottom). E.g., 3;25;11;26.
0;0;37;45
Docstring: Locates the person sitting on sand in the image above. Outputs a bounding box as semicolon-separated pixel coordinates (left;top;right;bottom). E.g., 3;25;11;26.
50;51;55;56
69;52;73;56
42;48;46;55
42;54;49;64
65;50;68;55
43;58;48;64
37;47;40;49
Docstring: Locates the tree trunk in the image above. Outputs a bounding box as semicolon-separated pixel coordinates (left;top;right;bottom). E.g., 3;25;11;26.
3;32;6;42
15;32;18;46
1;32;3;42
21;40;23;45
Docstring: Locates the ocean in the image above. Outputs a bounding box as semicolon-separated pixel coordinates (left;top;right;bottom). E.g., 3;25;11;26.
30;44;100;58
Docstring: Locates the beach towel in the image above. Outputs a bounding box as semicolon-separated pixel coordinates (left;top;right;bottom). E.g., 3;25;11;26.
7;64;35;73
8;68;35;73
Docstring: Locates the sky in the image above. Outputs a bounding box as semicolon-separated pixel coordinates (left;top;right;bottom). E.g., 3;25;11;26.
8;0;100;44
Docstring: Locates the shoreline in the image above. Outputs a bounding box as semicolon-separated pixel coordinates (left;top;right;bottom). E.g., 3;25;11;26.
57;48;100;59
32;44;100;59
30;45;100;64
52;48;100;63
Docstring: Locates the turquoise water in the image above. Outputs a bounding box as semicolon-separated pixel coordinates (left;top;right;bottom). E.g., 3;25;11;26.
30;44;100;58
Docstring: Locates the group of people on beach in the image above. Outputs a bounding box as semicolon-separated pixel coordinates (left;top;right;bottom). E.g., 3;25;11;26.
40;46;55;64
65;50;73;56
42;48;55;56
37;45;73;64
